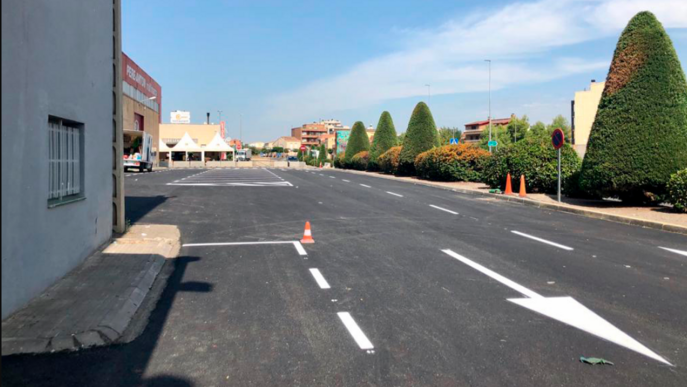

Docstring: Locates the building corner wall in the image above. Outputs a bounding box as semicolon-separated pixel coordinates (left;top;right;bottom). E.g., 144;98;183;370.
113;0;125;234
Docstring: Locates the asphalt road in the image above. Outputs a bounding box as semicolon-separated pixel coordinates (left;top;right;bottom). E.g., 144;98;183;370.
3;167;686;386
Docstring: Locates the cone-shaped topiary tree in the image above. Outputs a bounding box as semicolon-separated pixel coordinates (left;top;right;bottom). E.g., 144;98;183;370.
579;11;687;202
344;121;370;165
370;111;398;164
317;144;327;165
398;102;439;175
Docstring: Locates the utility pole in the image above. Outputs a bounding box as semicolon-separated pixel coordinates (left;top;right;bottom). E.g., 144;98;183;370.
485;59;492;153
239;113;243;144
217;110;223;123
425;84;431;106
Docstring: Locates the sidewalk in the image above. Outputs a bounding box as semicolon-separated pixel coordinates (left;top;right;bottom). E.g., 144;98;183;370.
336;169;687;234
1;225;180;356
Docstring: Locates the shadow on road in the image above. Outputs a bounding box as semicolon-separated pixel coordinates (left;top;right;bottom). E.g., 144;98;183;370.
125;195;169;224
2;256;212;387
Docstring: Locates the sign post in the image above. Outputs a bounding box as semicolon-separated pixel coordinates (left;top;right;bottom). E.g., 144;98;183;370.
551;128;565;202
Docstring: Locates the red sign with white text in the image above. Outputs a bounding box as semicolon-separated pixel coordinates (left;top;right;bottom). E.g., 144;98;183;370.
122;53;162;122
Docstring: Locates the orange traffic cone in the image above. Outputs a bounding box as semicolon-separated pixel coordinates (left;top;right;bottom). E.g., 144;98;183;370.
519;175;527;197
301;221;315;244
504;173;513;195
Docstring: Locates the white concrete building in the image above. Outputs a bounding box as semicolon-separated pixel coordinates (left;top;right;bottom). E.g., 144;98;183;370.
1;0;124;318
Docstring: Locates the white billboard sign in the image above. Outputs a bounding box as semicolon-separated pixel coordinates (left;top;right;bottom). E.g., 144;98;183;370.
170;110;191;124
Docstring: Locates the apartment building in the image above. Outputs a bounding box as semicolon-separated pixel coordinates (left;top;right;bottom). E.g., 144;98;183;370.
572;80;605;158
292;123;327;147
462;117;512;143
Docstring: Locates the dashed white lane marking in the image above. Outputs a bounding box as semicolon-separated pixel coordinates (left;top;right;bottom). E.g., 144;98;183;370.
293;241;308;256
511;230;574;251
442;249;543;299
659;247;687;257
360;184;371;188
429;205;458;215
309;269;331;289
337;312;374;350
386;191;403;197
342;179;351;182
329;176;336;179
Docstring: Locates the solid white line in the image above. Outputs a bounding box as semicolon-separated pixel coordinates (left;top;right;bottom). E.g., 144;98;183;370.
442;249;543;299
386;191;403;197
337;312;374;350
658;247;687;257
183;241;296;247
429;205;458;215
511;230;574;251
262;167;286;181
309;269;331;289
293;241;308;256
360;184;371;188
342;179;350;182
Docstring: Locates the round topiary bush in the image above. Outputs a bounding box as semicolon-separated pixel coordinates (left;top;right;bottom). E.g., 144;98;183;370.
580;11;687;203
350;151;370;171
666;168;687;212
333;153;346;169
414;144;491;182
481;138;581;194
378;146;402;175
398;102;438;176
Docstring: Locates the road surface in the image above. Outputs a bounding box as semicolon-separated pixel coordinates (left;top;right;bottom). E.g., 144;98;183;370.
3;167;686;386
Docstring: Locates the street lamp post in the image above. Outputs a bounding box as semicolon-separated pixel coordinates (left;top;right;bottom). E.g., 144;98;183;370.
217;110;223;123
485;59;492;153
239;113;243;144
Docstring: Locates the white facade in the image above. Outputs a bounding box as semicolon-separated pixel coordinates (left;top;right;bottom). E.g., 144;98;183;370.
2;0;120;318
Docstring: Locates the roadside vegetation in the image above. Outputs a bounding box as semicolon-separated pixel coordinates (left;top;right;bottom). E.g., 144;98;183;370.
332;11;685;212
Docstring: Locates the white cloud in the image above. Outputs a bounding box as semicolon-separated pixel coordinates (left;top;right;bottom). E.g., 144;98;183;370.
268;0;687;122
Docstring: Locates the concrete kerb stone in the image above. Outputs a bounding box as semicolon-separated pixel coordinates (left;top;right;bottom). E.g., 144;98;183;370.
1;225;181;356
335;169;687;236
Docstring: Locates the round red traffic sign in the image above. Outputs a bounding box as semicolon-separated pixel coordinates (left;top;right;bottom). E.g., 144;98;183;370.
552;128;565;150
300;145;307;152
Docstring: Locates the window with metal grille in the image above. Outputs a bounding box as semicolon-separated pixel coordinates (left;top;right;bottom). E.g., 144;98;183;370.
48;117;84;205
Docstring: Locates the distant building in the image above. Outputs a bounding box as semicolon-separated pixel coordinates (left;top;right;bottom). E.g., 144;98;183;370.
249;142;266;149
462;117;512;143
292;123;327;147
319;134;336;150
272;136;302;151
320;119;349;134
2;0;124;318
122;53;162;164
572;80;605;158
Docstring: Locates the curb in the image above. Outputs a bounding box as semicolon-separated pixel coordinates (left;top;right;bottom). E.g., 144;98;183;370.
335;169;687;236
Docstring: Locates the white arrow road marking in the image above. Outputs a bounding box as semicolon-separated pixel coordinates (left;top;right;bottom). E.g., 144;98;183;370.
441;249;672;366
658;247;687;257
511;230;574;251
337;312;374;350
309;269;330;289
430;205;458;215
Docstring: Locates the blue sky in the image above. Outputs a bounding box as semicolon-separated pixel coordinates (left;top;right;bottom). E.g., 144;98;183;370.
123;0;687;143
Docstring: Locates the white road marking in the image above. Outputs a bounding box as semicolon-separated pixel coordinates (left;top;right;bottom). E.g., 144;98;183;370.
511;230;574;251
183;241;296;247
329;176;336;179
442;249;542;299
342;179;350;182
658;247;687;257
337;312;374;350
386;191;403;197
293;241;308;256
441;249;672;366
309;269;331;289
429;205;458;215
360;184;371;188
